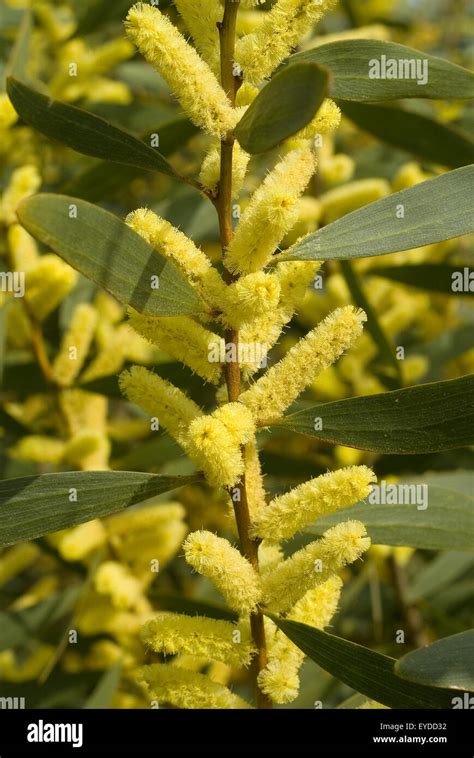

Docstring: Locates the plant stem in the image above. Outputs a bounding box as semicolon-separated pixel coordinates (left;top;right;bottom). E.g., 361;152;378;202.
217;0;272;709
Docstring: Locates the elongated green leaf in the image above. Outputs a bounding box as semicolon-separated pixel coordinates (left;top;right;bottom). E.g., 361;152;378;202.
307;485;474;551
62;116;199;202
5;10;32;84
0;587;80;651
395;632;474;691
340;101;474;169
7;78;182;180
406;552;474;603
270;617;455;708
288;40;474;101
276;375;474;453
0;471;200;546
277;166;474;262
340;260;401;388
371;264;474;296
17;194;202;316
235;62;328;154
85;661;123;708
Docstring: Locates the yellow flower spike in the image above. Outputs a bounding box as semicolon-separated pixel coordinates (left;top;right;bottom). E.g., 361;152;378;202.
48;520;107;562
60;389;108;437
94;561;145;610
258;542;284;573
252;466;376;541
184;530;262;614
119;365;203;443
124;3;237;138
185;403;255;488
258;575;342;704
241;306;366;426
51;304;97;387
235;82;259;107
221;272;281;329
276;261;321;311
9;435;66;465
392;161;430;191
0;645;55;683
174;0;222;72
0;165;41;225
224;147;318;275
200;140;251;199
282;198;322;248
138;663;252;709
321;153;356;187
262;520;370;613
320;178;391;224
128;312;223;384
238;306;293;378
141;613;256;667
24;255;77;321
235;0;337;83
126;208;212;281
0;93;18;130
0;543;39;586
8;224;39;272
185;416;243;488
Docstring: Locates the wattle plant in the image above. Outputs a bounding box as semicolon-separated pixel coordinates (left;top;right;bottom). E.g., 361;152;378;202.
0;0;473;712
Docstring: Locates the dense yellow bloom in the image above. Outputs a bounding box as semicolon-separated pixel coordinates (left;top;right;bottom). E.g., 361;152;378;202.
258;576;342;703
392;162;430;191
138;664;252;708
62;431;104;468
24;255;77;321
48;520;107;562
291;99;341;141
0;543;39;586
119;365;202;443
245;441;267;518
262;520;370;612
321;154;355;187
252;466;376;541
184;530;262;614
10;435;65;465
128;312;223;384
186;403;255;487
235;0;336;83
106;503;186;536
221;272;281;328
0;165;41;225
125;3;236;137
241;306;366;425
174;0;222;72
141;613;255;666
94;561;145;610
8;224;39;272
126;208;212;281
276;261;321;311
200;140;250;199
51;304;97;386
224;147;317;275
320;179;391;224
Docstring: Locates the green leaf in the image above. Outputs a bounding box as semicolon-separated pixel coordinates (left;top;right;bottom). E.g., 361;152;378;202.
276;166;474;262
6;78;182;181
276;375;474;454
395;632;474;692
62;116;199;203
17;194;203;317
0;587;80;651
406;552;474;603
5;10;32;84
412;324;474;382
84;660;123;708
306;485;474;552
339;101;474;169
270;617;456;708
288;40;474;101
340;260;401;388
371;264;474;296
0;471;200;546
234;62;328;154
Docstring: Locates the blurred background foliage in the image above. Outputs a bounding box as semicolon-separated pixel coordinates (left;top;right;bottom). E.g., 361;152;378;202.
0;0;472;708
